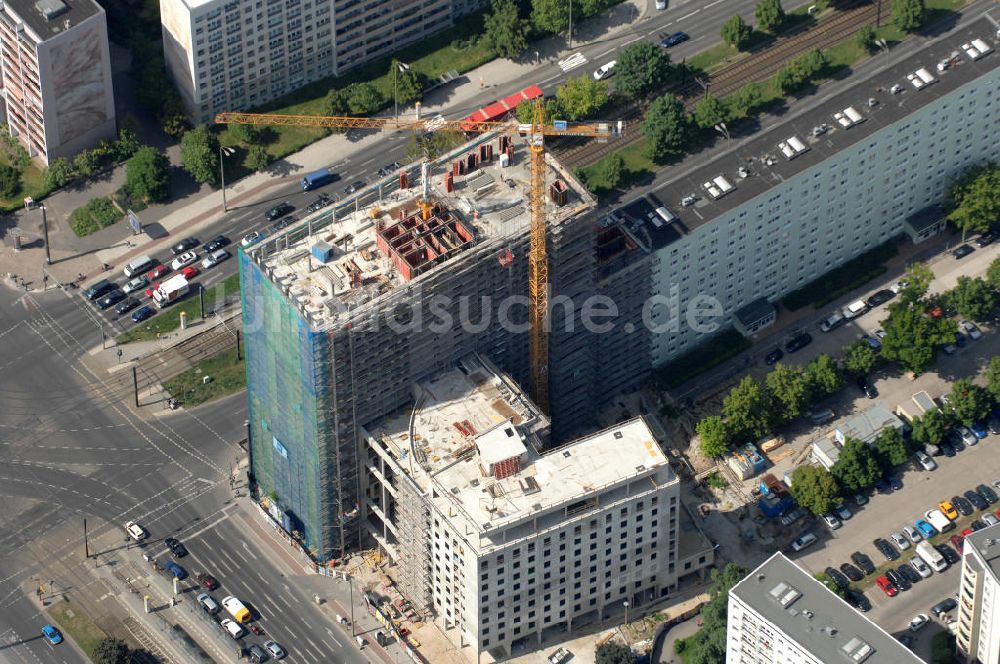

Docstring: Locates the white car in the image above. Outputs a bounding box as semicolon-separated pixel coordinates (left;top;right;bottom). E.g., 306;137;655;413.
911;557;932;578
791;532;818;551
890;531;911;550
902;525;922;543
241;231;262;247
909;613;930;632
822;513;842;530
220;619;244;639
201;249;230;270
961;320;982;340
874;328;887;339
890;279;910;294
122;276;148;294
171;251;198;271
124;521;146;541
983;514;1000;527
655;0;666;7
915;450;937;471
593;61;617;80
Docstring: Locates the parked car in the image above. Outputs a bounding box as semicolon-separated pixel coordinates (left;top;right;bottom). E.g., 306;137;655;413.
876;575;898;597
660;31;689;47
846;590;871;612
931;598;957;616
953;244;975;259
171;237;199;255
780;507;807;527
976;484;999;505
201;249;231;270
265;202;294;221
939;501;959;520
593;61;617;80
164;561;187;580
851;551;876;575
909;614;930;632
856;376;878;399
84;279;117;301
202;235;230;253
888;476;903;491
902;525;922;543
971;519;988;531
147;264;170;281
961;320;983;340
264;640;287;660
862;334;882;351
867;289;896;307
964;490;988;511
951;533;967;553
910;557;932;578
791;532;817;551
953;495;975;516
122;276;148;294
971;421;989;439
834;504;852;521
241;231;264;247
822;513;842;530
886;567;910;591
131;306;155;323
197;593;220;614
955;331;968;348
114;297;140;315
890;532;911;551
853;493;868;506
97;290;127;310
839;563;864;582
825;567;849;589
983;514;1000;527
164;537;188;558
937;544;961;565
890;279;910;294
197;573;219;590
764;348;784;365
171;251;198;271
808;408;835;425
977;230;997;247
874;538;899;561
915;451;937;471
915;519;937;539
897;564;921;585
180;266;200;280
785;333;813;353
343;180;365;195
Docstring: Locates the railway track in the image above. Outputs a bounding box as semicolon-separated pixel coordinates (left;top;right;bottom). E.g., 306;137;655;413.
554;0;884;168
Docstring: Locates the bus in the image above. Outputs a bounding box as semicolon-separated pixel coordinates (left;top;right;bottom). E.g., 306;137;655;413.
301;168;338;191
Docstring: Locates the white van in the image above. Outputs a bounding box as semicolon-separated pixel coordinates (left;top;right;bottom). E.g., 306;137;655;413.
841;300;869;319
593;61;616;80
122;255;154;278
220;619;244;639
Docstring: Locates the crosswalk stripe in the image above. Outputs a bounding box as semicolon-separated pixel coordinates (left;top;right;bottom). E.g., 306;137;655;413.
558;52;588;72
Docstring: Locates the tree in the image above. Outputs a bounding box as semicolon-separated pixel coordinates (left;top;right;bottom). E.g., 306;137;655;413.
842;340;877;376
596;642;632;664
597;152;625;190
482;0;529;58
765;363;809;422
912;409;951;448
831;437;883;493
946;164;1000;240
899;261;934;304
0;164;20;198
951;275;997;321
247;145;270;173
179;125;220;186
987;357;1000;403
45;157;74;190
721;15;753;50
162;110;190;139
855;25;877;52
325;88;350;116
988;256;1000;291
774;66;798;95
126;146;171;203
723;375;776;440
346;82;384;115
532;0;569;34
92;637;131;664
755;0;785;32
947;378;993;426
694;94;728;129
556;75;609;121
697;416;730;458
643;94;689;162
874;427;909;469
228;122;261;145
790;465;840;515
803;354;842;400
892;0;925;31
113;126;141;162
614;42;673;101
392;61;426;105
881;302;956;375
74;149;103;177
727;82;763;119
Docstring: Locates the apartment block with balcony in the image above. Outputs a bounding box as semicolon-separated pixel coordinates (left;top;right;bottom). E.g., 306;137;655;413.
956;525;1000;664
161;0;455;123
0;0;115;164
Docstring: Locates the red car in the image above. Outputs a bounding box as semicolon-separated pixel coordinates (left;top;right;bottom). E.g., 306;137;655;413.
144;283;160;298
876;575;898;597
196;572;219;590
146;264;170;281
181;266;200;279
951;534;966;552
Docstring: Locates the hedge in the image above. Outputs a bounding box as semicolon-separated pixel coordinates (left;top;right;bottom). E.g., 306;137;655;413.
70;197;121;236
782;239;899;311
651;327;753;391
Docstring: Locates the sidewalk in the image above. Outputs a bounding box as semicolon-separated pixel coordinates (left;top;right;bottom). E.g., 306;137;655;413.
1;0;649;292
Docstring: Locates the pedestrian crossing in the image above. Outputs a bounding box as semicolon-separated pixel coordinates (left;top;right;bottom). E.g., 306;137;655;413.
558;52;588;72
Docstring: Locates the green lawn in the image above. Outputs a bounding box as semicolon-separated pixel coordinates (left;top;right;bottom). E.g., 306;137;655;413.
116;273;241;344
47;598;107;659
163;346;246;406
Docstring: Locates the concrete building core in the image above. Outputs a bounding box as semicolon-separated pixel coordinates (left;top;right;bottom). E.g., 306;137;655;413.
0;0;115;163
361;353;684;658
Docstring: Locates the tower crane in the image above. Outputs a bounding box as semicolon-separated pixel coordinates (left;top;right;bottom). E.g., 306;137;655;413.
215;101;624;415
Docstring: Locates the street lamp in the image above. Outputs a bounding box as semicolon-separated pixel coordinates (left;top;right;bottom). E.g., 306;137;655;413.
393;60;410;121
568;0;573;48
39;204;50;264
713;122;731;141
220;146;237;212
623;600;629;626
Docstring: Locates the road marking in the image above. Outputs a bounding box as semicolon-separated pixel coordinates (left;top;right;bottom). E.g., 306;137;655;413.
326;629;342;648
275;594;292;610
704;0;723;6
232;547;249;564
557;52;587;72
596;48;615;58
621;35;643;46
679;9;700;20
306;637;322;653
242;541;258;560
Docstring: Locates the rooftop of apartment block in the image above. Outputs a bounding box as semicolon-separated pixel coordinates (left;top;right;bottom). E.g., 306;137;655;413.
965;523;1000;579
5;0;102;40
363;354;674;547
245;130;595;331
650;19;999;240
731;552;924;663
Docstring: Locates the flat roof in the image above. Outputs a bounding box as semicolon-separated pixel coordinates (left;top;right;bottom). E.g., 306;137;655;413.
363;355;674;550
905;205;945;233
734;297;776;326
835;404;902;443
652;18;1000;234
965;523;1000;579
2;0;102;41
248;130;595;331
731;552;923;663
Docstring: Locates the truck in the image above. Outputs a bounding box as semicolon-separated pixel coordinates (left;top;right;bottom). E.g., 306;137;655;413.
915;541;948;572
925;508;955;534
221;596;251;623
152;274;189;309
300;167;338;191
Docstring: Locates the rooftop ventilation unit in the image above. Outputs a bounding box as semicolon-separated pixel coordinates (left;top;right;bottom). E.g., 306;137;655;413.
768;581;802;608
841;637;874;663
35;0;69;20
702;175;735;200
778;136;810;160
907;68;937;90
833;106;865;129
962;39;993;60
